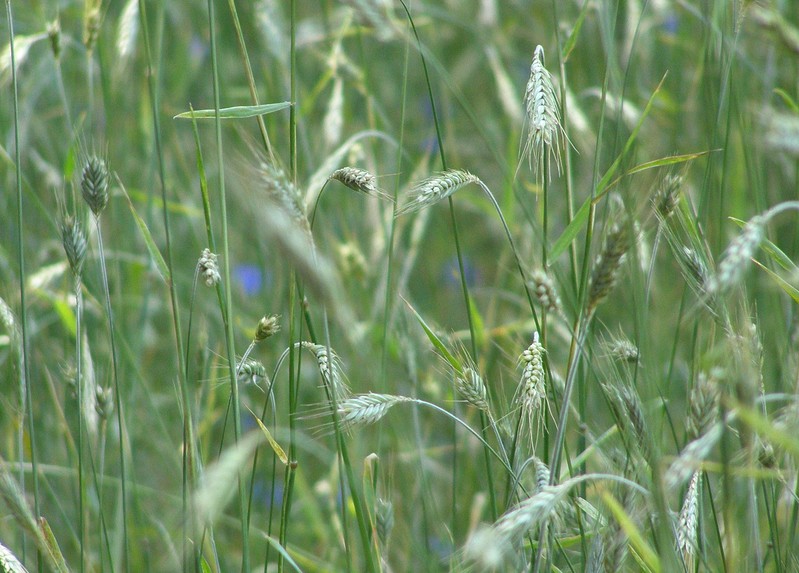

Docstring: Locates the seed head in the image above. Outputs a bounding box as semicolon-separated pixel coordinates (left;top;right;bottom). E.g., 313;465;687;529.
336;393;411;429
330;167;392;201
653;173;683;219
520;45;564;179
376;498;394;547
687;369;721;439
396;169;479;216
587;222;631;315
237;359;267;390
301;341;350;401
529;269;561;314
61;216;87;278
677;471;701;567
198;249;220;287
255;314;280;341
95;385;114;420
455;367;489;411
81;156;109;216
708;215;766;295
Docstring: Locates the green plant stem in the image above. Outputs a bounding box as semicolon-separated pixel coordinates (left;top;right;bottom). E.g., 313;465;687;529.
204;0;249;570
93;216;131;571
6;2;42;570
74;277;86;573
139;0;192;569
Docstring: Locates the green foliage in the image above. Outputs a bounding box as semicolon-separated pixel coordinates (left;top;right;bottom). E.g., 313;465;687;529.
1;1;799;572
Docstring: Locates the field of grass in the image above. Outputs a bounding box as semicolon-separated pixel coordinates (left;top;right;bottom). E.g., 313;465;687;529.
2;1;799;571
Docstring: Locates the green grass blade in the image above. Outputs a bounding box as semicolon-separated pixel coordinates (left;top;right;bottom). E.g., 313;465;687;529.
173;102;292;119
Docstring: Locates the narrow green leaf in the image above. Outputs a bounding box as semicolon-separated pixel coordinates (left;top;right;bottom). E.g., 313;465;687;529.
600;491;661;573
562;0;590;61
624;150;714;176
551;75;666;260
774;88;799;113
467;295;486;350
173;102;291;119
752;260;799;304
730;216;798;271
38;517;70;573
402;297;462;373
260;534;303;573
247;406;289;465
120;183;170;282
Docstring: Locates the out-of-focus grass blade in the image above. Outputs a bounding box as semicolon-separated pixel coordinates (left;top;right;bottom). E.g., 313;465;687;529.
173;102;291;119
247;406;289;465
39;517;69;573
403;297;462;374
774;88;799;113
562;0;590;61
624;150;714;176
551;75;666;260
119;180;170;283
752;260;799;304
600;491;661;573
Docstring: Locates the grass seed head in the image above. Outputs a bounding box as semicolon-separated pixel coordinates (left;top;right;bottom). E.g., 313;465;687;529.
396;169;479;216
520;45;564;179
654;173;683;219
81;155;109;216
687;369;721;439
61;215;87;278
255;314;280;341
677;470;701;568
198;248;220;287
708;214;766;294
237;359;267;390
301;342;351;401
330;167;392;201
455;367;489;411
336;393;411;429
587;221;631;315
530;269;562;314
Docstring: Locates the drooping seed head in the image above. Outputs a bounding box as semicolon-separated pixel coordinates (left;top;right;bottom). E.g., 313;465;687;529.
396;169;480;216
336;393;412;429
455;367;489;411
237;359;267;390
301;341;351;401
330;167;392;201
81;155;109;216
